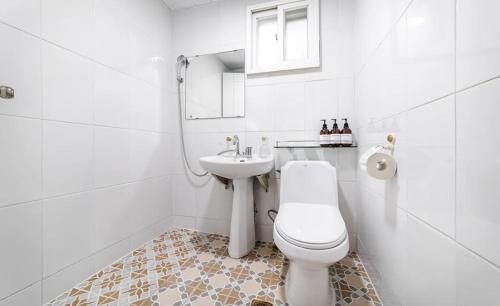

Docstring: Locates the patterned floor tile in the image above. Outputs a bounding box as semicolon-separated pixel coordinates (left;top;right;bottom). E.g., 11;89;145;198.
46;228;382;306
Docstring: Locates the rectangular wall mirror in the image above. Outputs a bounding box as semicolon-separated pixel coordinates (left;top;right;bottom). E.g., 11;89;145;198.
184;49;245;119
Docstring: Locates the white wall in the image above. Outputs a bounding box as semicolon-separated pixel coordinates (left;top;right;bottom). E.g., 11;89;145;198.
354;0;500;305
169;0;357;243
0;0;173;304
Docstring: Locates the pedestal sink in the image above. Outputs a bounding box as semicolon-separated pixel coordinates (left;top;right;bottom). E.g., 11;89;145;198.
199;154;274;258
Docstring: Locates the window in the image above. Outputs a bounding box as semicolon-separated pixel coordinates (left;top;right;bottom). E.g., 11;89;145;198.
246;0;320;74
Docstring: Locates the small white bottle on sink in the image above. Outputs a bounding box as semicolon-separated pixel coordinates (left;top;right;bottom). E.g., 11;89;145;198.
259;137;271;158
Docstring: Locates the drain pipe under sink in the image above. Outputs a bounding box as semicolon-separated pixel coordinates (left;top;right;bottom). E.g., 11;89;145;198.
267;209;277;222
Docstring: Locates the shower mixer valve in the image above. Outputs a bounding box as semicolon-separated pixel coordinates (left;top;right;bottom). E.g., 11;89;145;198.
244;147;253;158
0;86;15;99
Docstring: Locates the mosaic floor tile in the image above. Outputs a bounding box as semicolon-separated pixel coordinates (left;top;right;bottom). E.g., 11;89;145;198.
46;228;382;306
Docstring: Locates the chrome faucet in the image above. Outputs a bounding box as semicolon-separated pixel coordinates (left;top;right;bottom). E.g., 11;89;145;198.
231;135;253;158
233;135;240;155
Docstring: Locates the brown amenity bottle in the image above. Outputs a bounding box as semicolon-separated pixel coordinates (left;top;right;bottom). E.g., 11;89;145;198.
330;119;341;147
340;118;353;147
319;120;330;147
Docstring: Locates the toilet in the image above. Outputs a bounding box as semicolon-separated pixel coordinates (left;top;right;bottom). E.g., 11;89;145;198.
273;161;349;306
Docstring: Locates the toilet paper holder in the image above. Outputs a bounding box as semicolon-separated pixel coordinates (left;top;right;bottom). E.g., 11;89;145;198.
359;134;397;180
373;134;395;172
385;134;396;151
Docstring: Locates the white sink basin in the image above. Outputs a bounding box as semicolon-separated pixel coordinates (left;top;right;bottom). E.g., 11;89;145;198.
199;155;274;179
199;154;274;258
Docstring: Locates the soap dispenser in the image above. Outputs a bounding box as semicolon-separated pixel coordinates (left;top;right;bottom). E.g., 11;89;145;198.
340;118;353;147
330;119;341;147
320;120;330;147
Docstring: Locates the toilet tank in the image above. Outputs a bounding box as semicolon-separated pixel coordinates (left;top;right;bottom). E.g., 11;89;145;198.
280;161;339;207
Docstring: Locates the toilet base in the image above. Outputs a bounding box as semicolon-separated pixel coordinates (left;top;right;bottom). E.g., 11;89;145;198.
273;226;349;306
285;260;334;306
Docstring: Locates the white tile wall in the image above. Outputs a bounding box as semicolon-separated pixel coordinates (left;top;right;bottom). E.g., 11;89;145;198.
128;177;172;233
196;217;231;236
41;0;95;57
456;0;500;90
93;65;132;128
273;83;305;131
304;80;339;131
0;116;42;207
43;121;94;197
41;43;94;124
406;96;455;236
353;0;412;73
355;0;500;304
93;126;131;188
130;81;165;131
357;189;407;303
169;0;357;242
404;216;457;306
0;23;42;118
171;175;197;217
0;202;42;300
92;185;134;250
0;283;41;306
456;77;500;266
196;178;233;220
456;245;500;306
245;85;276;132
43;192;96;277
0;0;40;35
0;0;173;303
42;255;94;303
129;130;169;180
93;0;129;71
406;0;455;108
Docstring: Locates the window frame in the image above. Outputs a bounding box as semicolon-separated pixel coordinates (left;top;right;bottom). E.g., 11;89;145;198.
246;0;320;75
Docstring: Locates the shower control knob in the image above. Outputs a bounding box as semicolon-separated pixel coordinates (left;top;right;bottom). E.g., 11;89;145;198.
0;86;15;99
245;147;253;157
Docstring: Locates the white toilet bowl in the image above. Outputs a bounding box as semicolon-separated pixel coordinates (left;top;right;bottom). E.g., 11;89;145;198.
273;161;349;306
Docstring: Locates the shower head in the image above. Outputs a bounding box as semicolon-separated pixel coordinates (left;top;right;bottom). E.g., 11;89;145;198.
176;55;188;83
177;55;187;63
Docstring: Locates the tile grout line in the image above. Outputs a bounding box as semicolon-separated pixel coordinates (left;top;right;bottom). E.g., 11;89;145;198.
40;24;46;303
0;113;171;135
453;0;458;242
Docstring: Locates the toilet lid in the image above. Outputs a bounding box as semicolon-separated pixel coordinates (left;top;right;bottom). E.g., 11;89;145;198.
275;202;347;250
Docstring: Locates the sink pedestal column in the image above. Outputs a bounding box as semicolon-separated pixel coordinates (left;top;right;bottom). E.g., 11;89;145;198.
228;178;255;258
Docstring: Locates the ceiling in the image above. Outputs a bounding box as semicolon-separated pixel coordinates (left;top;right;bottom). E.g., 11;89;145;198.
162;0;222;11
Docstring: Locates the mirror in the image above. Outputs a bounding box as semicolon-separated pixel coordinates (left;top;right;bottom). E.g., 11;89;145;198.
184;49;245;119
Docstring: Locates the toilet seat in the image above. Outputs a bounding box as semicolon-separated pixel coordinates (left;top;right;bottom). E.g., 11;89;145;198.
275;202;347;250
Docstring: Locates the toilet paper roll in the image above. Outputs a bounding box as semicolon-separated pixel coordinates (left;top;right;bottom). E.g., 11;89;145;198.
359;146;382;171
359;146;397;180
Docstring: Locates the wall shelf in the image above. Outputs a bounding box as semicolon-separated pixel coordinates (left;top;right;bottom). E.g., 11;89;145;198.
274;140;358;149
